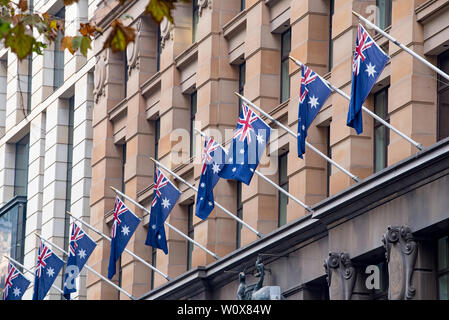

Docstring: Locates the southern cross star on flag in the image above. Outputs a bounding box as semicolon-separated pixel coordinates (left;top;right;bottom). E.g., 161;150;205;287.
218;102;271;185
2;262;30;300
145;167;181;254
33;240;64;300
63;222;97;300
347;23;389;134
107;196;140;279
297;64;332;159
195;136;226;220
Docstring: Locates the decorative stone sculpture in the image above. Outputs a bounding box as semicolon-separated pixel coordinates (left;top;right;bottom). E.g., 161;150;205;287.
236;256;281;300
323;252;356;300
198;0;212;16
382;225;417;300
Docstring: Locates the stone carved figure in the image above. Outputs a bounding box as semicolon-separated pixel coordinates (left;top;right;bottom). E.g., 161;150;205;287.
323;252;357;300
236;256;281;300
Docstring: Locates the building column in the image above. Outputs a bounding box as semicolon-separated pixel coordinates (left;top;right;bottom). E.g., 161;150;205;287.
0;58;7;137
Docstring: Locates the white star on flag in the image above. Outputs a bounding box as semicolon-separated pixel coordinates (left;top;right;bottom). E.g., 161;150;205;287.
240;149;245;154
212;163;221;174
46;267;55;277
13;287;21;297
78;248;87;259
152;224;156;230
308;95;319;109
162;197;171;208
365;62;377;77
121;225;130;236
256;134;264;144
200;183;205;188
232;167;237;172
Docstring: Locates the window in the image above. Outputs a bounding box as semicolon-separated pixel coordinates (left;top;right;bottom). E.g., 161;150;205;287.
437;49;449;141
53;7;65;90
190;91;197;158
155;118;160;161
373;87;389;173
326;126;332;197
192;0;199;43
376;0;392;30
14;135;30;197
187;204;194;270
121;143;127;193
281;28;291;103
123;51;128;99
157;25;162;72
278;152;288;226
437;236;449;300
236;182;243;249
240;0;245;11
328;0;334;72
151;248;157;289
26;55;32;114
63;98;74;252
238;62;246;113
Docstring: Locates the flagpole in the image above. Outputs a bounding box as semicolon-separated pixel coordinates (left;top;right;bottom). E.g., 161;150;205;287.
352;11;449;83
289;56;424;151
34;233;137;300
235;92;360;183
149;157;264;238
4;255;64;295
110;187;220;260
65;212;172;281
194;128;313;213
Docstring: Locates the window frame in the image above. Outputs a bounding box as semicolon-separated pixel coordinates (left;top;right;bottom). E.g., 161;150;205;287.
236;182;243;249
278;152;289;227
373;86;390;173
280;28;291;103
187;204;194;270
437;49;449;141
190;91;197;158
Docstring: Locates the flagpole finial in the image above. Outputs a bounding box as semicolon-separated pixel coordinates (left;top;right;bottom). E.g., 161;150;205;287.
66;211;72;216
149;156;156;163
288;56;302;68
352;11;360;19
109;186;118;193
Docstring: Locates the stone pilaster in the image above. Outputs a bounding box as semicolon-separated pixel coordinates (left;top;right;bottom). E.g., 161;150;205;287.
324;252;357;300
0;58;6;137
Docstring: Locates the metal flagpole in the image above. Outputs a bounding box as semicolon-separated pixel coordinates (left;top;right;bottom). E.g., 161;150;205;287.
235;92;361;183
109;187;220;259
352;11;449;83
194;128;313;213
65;211;172;280
289;56;424;151
35;233;137;300
149;157;264;238
4;255;64;295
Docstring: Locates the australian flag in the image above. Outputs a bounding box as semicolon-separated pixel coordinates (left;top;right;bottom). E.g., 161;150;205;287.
33;240;64;300
218;102;271;185
145;167;181;254
195;136;226;220
347;23;389;134
2;262;30;300
63;222;97;300
297;64;332;158
108;196;141;279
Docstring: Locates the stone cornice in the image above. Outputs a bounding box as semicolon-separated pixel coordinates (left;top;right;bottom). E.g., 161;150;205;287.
416;0;449;23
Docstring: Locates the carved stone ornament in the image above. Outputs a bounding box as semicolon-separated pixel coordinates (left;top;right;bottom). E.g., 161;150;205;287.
127;19;141;75
323;252;357;300
93;53;107;103
382;225;418;300
198;0;212;16
160;17;174;49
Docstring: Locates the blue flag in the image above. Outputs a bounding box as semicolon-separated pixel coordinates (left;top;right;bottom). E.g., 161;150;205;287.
145;168;181;254
2;262;30;300
33;240;64;300
195;136;226;220
63;222;97;300
347;23;389;134
297;64;332;158
107;196;141;279
218;102;271;185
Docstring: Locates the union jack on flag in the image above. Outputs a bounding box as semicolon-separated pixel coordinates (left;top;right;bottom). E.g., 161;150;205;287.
151;168;170;207
35;241;53;279
2;262;30;300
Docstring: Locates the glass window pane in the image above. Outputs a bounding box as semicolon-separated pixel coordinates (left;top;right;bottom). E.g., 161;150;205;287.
281;59;290;103
439;274;449;300
14;135;30;197
376;0;391;30
438;236;449;271
374;126;386;172
281;29;291;59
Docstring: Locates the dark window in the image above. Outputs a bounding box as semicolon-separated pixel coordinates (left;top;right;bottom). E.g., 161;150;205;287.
151;248;157;289
438;49;449;141
190;91;197;158
155;118;160;161
281;28;291;103
157;26;162;72
326;125;332;197
238;62;246;113
124;52;128;98
14;135;30;197
53;7;65;90
236;182;243;249
329;0;334;72
278;152;289;226
438;236;449;300
121;143;127;193
241;0;245;11
376;0;392;30
192;0;199;43
26;55;32;114
187;204;194;270
374;87;389;173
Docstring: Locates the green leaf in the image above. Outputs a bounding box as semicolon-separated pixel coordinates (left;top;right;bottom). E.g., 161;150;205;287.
0;20;11;38
4;23;34;60
79;36;91;56
145;0;176;24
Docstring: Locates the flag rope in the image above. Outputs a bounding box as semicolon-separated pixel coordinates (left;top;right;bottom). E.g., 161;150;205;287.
35;233;137;300
108;188;221;260
3;255;64;295
149;157;264;238
66;211;172;280
289;56;423;151
235;92;360;183
194;128;313;213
